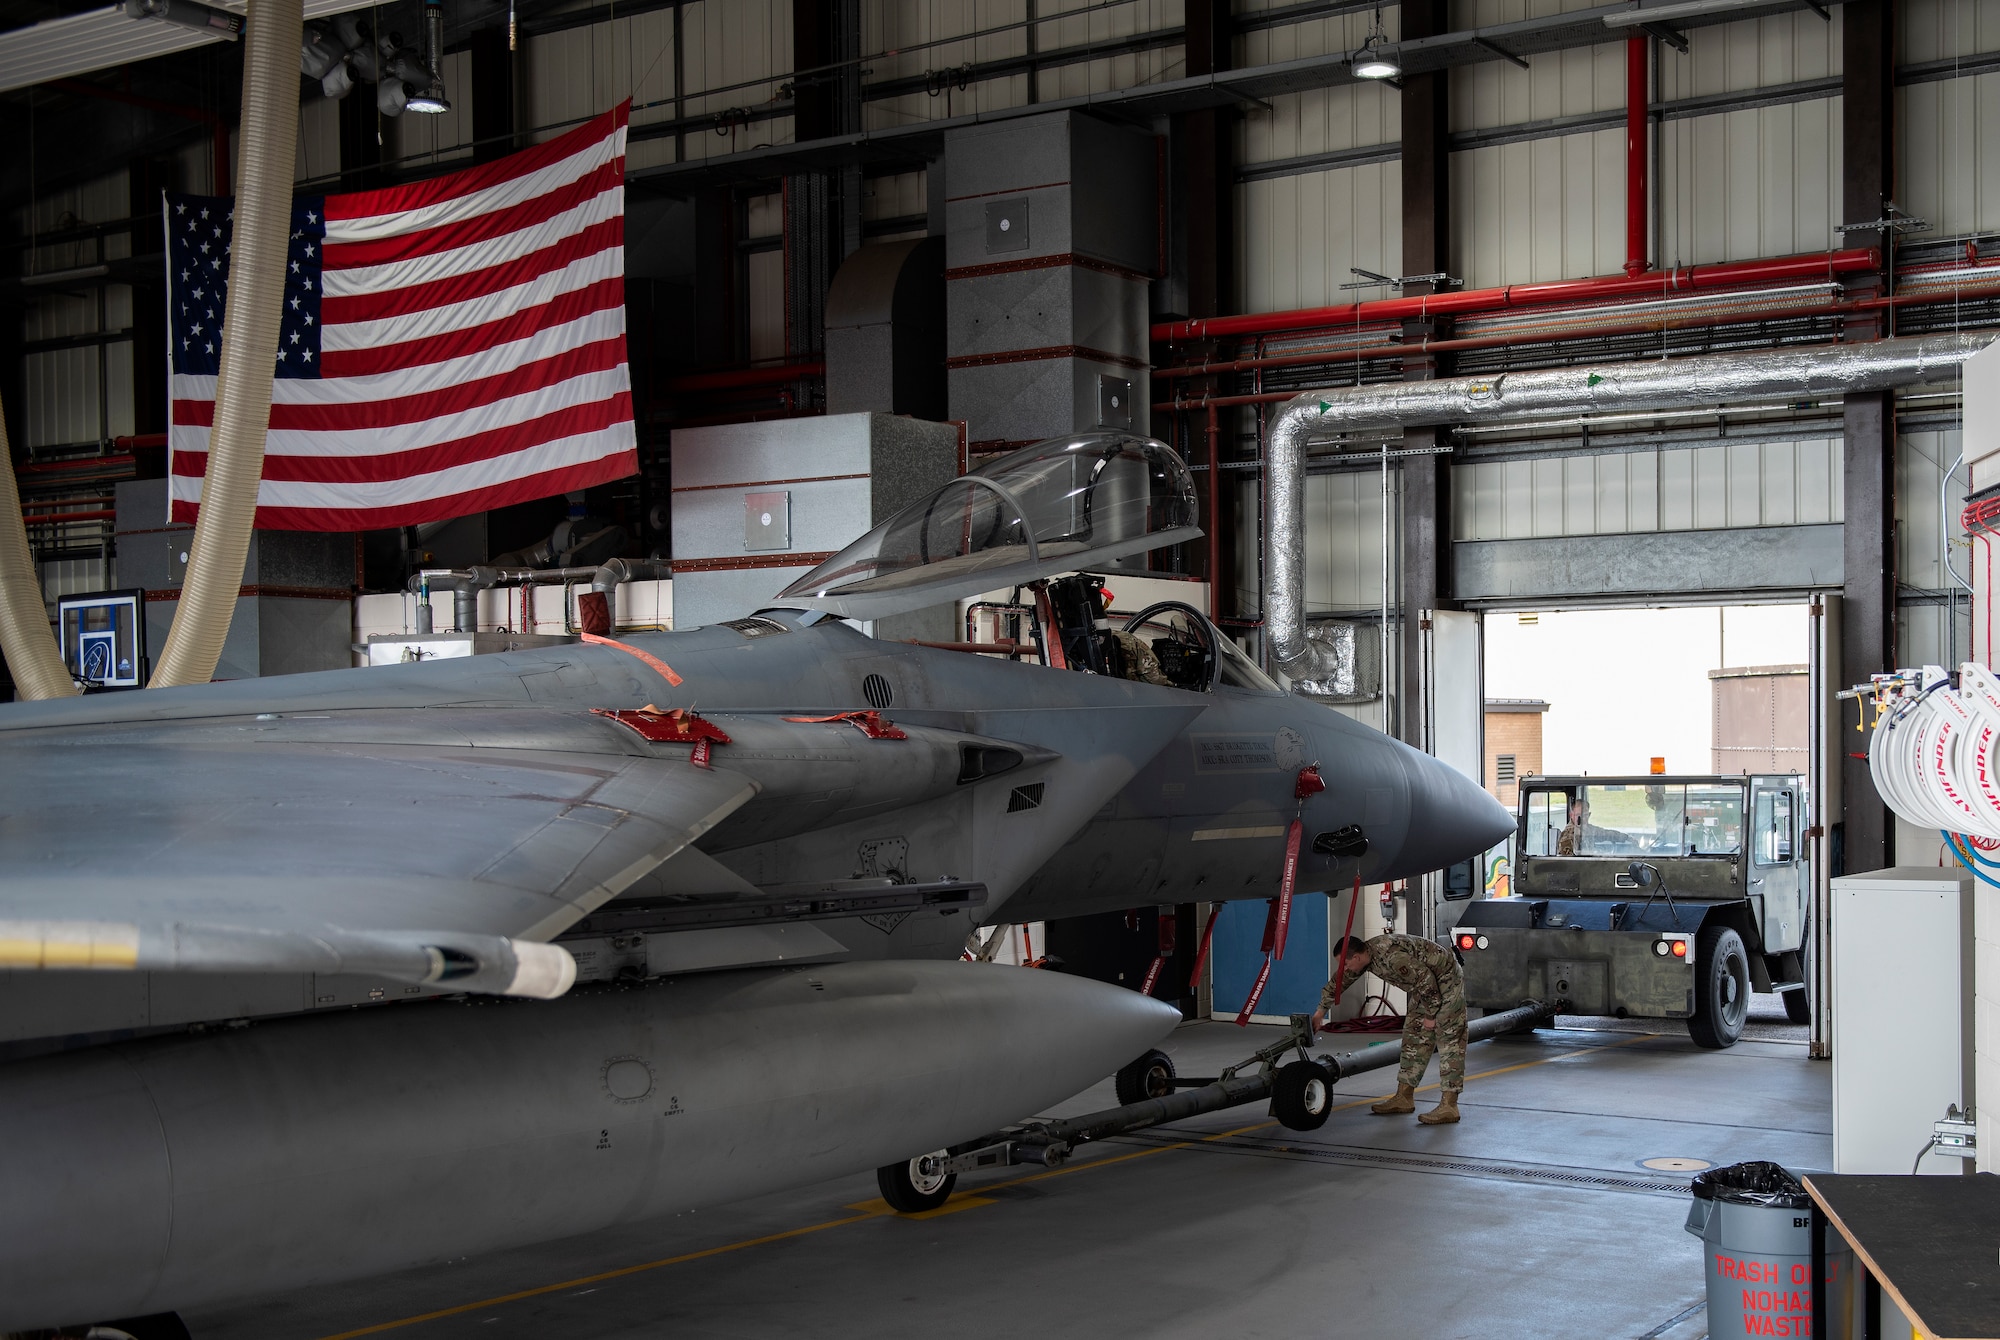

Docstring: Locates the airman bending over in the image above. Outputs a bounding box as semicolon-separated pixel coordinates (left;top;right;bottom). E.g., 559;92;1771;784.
1316;933;1468;1124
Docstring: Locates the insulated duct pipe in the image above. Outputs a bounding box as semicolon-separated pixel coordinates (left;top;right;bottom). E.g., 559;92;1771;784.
1265;333;1992;693
406;560;668;631
0;395;79;700
149;0;303;687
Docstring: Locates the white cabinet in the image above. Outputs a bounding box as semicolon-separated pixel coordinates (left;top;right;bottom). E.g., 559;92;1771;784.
1830;866;1975;1174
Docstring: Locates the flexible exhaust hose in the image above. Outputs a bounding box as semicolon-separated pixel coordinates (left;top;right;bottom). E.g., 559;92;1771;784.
0;394;78;699
149;0;303;687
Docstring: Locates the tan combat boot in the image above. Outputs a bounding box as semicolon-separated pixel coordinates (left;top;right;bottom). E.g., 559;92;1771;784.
1418;1091;1461;1125
1370;1083;1416;1115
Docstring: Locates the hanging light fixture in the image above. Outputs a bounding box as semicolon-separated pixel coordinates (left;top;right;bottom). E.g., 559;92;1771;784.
405;0;451;114
1351;7;1400;79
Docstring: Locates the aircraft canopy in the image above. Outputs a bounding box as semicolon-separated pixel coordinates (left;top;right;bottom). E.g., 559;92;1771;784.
777;433;1201;620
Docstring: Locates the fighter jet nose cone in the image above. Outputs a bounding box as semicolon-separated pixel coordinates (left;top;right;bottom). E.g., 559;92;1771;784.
1387;747;1515;878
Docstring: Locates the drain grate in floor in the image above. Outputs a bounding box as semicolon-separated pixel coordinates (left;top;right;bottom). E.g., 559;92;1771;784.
1117;1128;1696;1198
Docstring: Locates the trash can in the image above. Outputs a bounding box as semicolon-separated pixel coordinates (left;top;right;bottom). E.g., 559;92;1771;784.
1684;1161;1850;1339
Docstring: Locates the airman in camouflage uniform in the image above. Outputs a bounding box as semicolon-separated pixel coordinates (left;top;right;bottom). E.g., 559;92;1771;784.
1107;630;1173;687
1317;932;1468;1124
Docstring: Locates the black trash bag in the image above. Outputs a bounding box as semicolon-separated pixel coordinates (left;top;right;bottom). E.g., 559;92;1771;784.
1690;1160;1809;1208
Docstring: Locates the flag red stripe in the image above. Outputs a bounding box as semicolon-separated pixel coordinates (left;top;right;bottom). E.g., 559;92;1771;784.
172;395;632;485
208;452;641;531
172;337;628;432
321;159;624;273
320;216;622;326
319;278;625;378
322;107;626;223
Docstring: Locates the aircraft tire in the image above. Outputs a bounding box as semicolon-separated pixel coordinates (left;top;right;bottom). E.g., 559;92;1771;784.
1113;1048;1177;1106
877;1153;956;1213
1271;1059;1334;1131
1686;926;1750;1050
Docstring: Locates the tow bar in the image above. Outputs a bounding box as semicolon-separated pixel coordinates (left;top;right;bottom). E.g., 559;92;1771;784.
920;1000;1552;1179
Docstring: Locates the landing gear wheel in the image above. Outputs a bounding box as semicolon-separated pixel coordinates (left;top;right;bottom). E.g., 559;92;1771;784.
1687;925;1751;1049
1271;1059;1335;1131
877;1151;955;1212
1114;1048;1177;1105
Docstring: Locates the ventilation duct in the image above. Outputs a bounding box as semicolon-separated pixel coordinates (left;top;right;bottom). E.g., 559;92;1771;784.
148;0;304;688
1265;332;1993;695
0;393;78;700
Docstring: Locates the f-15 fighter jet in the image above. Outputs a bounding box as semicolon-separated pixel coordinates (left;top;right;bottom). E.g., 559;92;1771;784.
0;433;1510;1333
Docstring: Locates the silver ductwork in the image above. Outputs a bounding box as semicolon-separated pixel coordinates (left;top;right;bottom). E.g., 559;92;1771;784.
1265;332;1993;689
408;560;669;633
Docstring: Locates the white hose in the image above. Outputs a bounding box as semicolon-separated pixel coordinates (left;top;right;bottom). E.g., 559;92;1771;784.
1868;664;2000;841
148;0;302;687
0;392;79;699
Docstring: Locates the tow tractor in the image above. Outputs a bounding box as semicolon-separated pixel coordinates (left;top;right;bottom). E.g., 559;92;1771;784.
1453;774;1811;1049
874;1001;1552;1211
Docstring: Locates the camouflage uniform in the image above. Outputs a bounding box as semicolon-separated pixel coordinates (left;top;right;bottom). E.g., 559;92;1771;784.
1321;933;1469;1094
1108;630;1173;687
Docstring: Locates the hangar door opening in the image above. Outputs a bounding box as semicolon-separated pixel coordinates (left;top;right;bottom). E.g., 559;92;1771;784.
1482;601;1822;1038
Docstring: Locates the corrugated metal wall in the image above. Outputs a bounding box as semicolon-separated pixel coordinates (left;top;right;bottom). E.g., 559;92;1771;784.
1239;3;2000;306
1451;440;1845;540
15;168;134;451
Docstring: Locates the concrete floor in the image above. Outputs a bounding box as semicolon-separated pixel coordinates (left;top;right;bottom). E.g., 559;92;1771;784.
189;995;1825;1340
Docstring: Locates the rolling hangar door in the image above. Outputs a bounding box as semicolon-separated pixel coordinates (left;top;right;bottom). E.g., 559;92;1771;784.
1215;398;1974;1039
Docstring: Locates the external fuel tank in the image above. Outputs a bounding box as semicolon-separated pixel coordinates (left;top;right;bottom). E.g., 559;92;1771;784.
0;960;1178;1330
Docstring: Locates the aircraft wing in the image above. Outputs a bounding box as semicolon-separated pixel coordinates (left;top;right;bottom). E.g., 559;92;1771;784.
0;709;757;998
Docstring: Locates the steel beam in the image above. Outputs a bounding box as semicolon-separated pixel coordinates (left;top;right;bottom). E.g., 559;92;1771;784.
1840;0;1897;872
1841;390;1896;871
1398;0;1453;759
469;24;516;165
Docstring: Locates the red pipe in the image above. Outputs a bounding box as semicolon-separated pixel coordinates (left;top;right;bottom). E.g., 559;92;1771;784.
1152;285;2000;413
1625;36;1648;279
663;361;825;394
22;510;115;525
1151;248;1880;344
17;455;135;475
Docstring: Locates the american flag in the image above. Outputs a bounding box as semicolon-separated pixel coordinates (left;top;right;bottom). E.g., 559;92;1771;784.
166;103;637;531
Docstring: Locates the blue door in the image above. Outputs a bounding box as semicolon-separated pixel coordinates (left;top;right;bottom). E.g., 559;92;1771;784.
1210;895;1330;1019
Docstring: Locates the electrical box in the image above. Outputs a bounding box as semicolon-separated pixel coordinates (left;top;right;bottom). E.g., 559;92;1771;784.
1830;866;1975;1173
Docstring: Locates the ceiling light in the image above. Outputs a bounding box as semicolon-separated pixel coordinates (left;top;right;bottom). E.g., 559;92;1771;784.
1353;44;1401;78
1350;8;1399;80
406;0;451;114
406;80;449;114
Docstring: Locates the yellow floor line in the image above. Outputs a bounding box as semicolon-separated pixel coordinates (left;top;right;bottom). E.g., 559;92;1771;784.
315;1031;1660;1338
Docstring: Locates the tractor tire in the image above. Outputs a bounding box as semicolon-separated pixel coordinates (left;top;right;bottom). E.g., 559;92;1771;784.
1687;925;1751;1049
